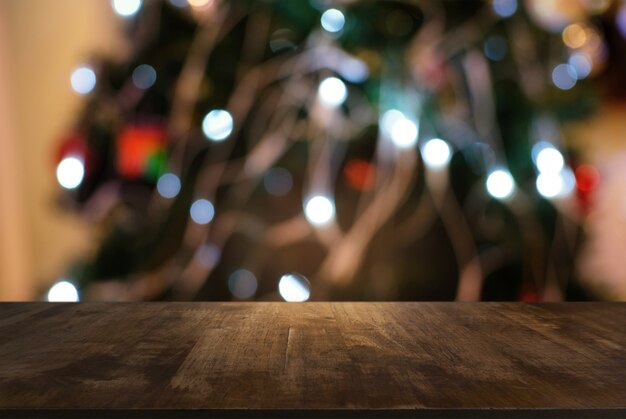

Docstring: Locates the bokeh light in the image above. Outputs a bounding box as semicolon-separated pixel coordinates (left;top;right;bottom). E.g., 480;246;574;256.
562;23;588;49
536;169;575;199
536;172;562;198
344;159;375;191
616;5;626;39
263;167;293;197
132;64;157;89
338;57;369;83
56;156;85;190
188;0;213;9
304;195;335;226
421;138;452;169
47;281;79;302
486;169;516;200
195;243;221;269
318;77;347;107
111;0;142;17
568;52;592;79
552;63;577;90
278;273;310;302
156;173;181;199
228;269;258;299
190;199;215;225
483;36;508;61
70;66;96;95
202;109;234;141
575;164;600;192
320;8;345;33
492;0;517;18
381;110;418;149
535;146;565;173
391;119;418;149
169;0;188;8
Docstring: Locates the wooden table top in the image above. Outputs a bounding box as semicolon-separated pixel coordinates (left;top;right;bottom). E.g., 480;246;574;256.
0;302;624;418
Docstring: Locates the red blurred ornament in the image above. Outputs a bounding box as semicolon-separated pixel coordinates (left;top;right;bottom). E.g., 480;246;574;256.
344;159;376;191
575;164;599;212
116;123;167;180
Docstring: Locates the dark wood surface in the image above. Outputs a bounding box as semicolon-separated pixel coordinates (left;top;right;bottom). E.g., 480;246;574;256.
0;302;624;418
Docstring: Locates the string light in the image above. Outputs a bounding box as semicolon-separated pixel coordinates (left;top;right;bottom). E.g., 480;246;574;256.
318;77;347;108
421;138;452;169
304;195;335;226
278;273;310;302
70;66;96;95
190;199;215;224
264;167;293;197
492;0;517;18
552;64;577;90
228;269;258;299
195;243;221;269
47;281;79;302
156;173;181;199
132;64;157;89
536;169;575;199
568;52;592;79
380;110;419;149
483;36;507;61
111;0;142;17
535;146;564;174
562;23;588;49
486;169;516;200
169;0;188;7
56;156;85;190
320;9;345;33
202;109;233;141
188;0;213;9
338;57;369;83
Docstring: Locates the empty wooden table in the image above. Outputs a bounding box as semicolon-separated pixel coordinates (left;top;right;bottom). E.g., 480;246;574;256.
0;302;624;418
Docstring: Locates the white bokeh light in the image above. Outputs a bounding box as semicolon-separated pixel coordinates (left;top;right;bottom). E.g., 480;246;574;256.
536;147;564;174
421;138;452;169
156;173;181;199
202;109;234;141
536;172;563;198
56;156;85;190
304;195;335;226
380;109;419;149
390;118;418;149
318;77;347;108
320;8;345;33
47;281;79;302
278;273;310;302
536;169;575;199
190;199;215;225
228;269;258;300
486;169;516;200
380;109;404;133
70;66;96;95
112;0;142;17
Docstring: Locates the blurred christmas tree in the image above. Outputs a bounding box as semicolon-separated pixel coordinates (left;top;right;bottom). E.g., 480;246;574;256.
49;0;624;302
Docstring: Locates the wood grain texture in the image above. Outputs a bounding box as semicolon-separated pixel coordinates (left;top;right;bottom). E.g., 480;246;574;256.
0;302;624;418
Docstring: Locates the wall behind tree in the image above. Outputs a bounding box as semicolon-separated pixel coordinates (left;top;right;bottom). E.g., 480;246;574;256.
0;0;121;300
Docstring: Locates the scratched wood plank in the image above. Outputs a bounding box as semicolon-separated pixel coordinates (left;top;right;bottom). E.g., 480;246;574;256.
0;302;624;418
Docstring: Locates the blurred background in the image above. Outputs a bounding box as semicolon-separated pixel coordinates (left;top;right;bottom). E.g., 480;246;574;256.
1;0;626;302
